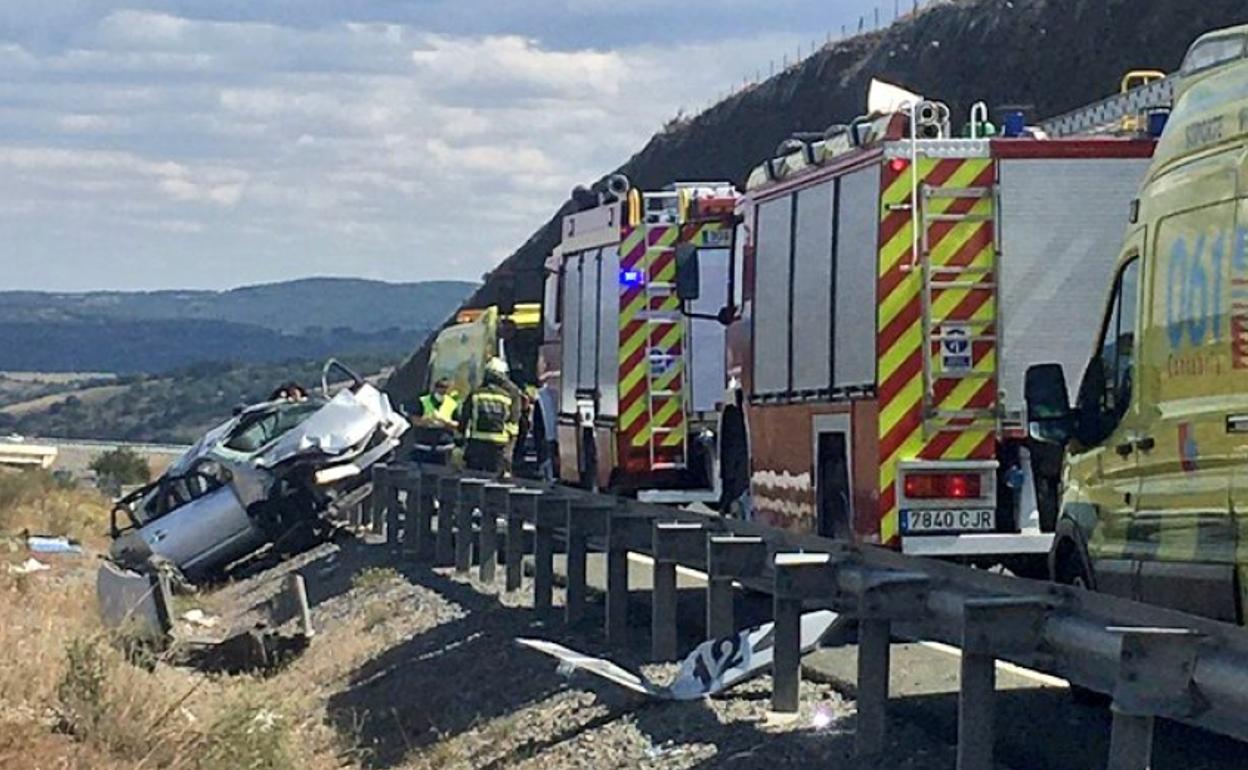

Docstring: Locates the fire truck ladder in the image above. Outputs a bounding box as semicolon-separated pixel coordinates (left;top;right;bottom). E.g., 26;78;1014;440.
1039;72;1174;138
640;193;687;472
918;183;1001;436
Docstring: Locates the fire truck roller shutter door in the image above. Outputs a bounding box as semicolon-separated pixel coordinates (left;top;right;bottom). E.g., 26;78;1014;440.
560;252;583;417
791;181;835;393
997;157;1152;419
753;195;795;395
689;246;729;413
835;166;882;390
578;248;601;400
597;246;620;417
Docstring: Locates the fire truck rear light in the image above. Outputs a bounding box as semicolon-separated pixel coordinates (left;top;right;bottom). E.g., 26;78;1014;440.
904;472;981;499
889;157;910;173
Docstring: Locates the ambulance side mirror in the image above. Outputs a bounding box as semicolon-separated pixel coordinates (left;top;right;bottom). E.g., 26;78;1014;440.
675;243;700;301
1024;363;1074;445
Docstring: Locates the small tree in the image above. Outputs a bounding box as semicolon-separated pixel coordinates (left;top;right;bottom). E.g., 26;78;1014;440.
89;448;151;494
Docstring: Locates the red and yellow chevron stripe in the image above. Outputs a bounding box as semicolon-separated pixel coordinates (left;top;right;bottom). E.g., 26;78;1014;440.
876;157;998;544
618;223;685;470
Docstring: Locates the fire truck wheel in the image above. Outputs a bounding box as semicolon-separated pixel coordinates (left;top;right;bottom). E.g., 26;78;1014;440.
579;426;598;492
718;405;748;514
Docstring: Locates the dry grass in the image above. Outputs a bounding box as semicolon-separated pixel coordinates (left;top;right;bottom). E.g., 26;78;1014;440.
351;566;400;592
0;470;364;770
0;469;111;549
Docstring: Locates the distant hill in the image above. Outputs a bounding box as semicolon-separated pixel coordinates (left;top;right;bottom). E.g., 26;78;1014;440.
0;354;398;444
0;277;476;374
0;277;477;334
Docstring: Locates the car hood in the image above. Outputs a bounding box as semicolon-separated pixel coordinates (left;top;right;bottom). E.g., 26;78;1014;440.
254;383;406;469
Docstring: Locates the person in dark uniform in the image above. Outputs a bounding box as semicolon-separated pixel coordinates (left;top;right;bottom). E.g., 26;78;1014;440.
459;358;518;476
409;377;460;465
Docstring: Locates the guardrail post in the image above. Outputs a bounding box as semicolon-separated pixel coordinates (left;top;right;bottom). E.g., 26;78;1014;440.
533;496;567;615
603;509;651;645
839;567;929;755
1105;627;1203;770
370;464;388;540
394;469;418;559
377;465;397;537
651;521;706;660
706;535;768;641
384;467;405;550
456;479;487;574
770;552;838;713
150;570;175;640
480;483;512;584
506;489;541;592
956;597;1049;770
286;573;314;638
435;475;458;567
565;499;612;625
414;469;438;561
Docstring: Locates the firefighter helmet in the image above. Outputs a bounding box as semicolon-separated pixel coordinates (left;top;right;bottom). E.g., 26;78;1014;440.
485;356;509;378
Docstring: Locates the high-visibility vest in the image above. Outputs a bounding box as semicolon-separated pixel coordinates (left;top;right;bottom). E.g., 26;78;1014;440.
419;393;458;423
466;388;515;445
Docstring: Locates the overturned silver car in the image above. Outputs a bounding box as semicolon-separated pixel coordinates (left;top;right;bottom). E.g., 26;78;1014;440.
108;361;407;581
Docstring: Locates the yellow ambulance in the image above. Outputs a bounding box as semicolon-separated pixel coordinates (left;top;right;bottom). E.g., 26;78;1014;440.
1025;24;1248;623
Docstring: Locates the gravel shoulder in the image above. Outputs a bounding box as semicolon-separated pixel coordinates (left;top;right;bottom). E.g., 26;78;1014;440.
206;536;997;769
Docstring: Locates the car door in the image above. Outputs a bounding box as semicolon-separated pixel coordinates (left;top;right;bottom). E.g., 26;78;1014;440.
1067;242;1146;599
137;469;264;577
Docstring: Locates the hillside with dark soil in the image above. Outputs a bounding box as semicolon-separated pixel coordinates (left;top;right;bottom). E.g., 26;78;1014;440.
385;0;1248;400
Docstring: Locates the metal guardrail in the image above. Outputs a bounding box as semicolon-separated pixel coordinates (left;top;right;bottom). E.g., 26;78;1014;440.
1040;77;1176;138
365;463;1248;770
30;436;192;454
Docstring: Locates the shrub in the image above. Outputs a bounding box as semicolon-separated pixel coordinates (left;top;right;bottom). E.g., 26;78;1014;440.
351;566;400;592
89;447;151;493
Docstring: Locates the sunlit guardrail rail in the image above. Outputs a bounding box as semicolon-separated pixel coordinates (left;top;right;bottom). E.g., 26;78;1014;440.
366;463;1248;770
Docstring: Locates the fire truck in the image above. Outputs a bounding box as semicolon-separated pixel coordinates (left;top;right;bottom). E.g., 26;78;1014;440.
541;177;738;497
685;80;1166;569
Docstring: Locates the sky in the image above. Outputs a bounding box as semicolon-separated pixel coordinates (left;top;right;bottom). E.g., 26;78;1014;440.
0;0;888;291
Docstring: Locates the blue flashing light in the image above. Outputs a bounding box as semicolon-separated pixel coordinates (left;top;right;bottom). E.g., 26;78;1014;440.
621;269;643;286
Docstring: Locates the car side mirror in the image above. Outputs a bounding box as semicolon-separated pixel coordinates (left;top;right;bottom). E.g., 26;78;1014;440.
1024;363;1074;445
675;243;700;301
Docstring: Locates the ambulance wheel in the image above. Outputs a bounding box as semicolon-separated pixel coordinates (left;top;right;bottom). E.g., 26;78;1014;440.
1055;546;1109;706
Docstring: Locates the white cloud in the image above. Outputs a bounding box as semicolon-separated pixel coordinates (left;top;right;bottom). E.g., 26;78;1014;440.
0;4;815;291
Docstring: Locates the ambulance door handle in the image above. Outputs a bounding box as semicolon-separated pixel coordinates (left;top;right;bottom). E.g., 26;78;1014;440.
1135;436;1156;452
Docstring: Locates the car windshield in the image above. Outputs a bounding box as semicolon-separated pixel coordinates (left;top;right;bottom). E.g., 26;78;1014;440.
223;400;324;453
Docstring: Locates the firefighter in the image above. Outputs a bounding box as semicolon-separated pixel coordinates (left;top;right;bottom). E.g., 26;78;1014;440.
460;357;519;476
409;377;460;465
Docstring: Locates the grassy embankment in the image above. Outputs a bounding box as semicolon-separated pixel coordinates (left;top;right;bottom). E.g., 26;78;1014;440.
0;470;378;770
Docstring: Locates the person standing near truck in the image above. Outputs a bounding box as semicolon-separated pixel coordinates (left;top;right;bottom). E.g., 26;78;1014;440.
460;358;519;476
409;377;460;465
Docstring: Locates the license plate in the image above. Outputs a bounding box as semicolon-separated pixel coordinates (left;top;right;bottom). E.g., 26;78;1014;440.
900;508;995;533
